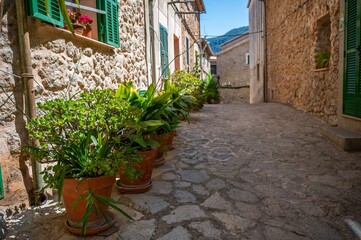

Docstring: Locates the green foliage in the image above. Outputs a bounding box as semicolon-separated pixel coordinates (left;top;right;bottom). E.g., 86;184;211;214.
116;81;177;138
163;79;195;121
315;51;330;69
170;70;205;111
25;89;140;233
203;74;220;103
26;90;141;186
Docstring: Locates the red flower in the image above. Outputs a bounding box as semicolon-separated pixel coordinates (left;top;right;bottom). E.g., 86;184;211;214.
66;9;93;28
78;15;93;25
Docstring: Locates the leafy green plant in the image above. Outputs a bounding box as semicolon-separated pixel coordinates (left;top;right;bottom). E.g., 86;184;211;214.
25;89;140;233
203;74;220;103
163;79;195;121
315;51;330;69
170;70;205;111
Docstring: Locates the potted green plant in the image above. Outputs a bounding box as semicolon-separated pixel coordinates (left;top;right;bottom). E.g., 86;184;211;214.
170;70;205;111
115;82;167;191
315;50;330;69
203;74;220;103
25;90;138;235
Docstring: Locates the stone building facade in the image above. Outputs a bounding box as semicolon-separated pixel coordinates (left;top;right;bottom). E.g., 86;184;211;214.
200;38;214;79
0;0;148;207
217;33;250;103
265;0;340;126
247;0;265;104
180;0;205;73
249;0;361;138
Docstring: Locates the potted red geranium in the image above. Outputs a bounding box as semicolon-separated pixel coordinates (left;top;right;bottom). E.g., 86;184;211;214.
66;9;93;38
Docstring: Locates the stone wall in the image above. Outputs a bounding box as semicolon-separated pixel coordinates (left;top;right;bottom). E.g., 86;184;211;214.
219;88;250;104
0;0;148;208
266;0;340;125
217;36;250;103
181;2;200;72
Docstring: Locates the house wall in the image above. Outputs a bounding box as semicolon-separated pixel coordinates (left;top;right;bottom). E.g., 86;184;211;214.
155;0;182;82
217;36;250;103
181;2;200;72
0;0;147;208
265;0;340;125
248;0;265;104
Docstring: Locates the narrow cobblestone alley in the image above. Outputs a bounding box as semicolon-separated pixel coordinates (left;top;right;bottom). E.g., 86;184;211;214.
6;103;361;240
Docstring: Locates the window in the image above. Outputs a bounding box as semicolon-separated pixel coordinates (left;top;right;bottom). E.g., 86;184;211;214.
160;24;169;78
186;37;190;65
246;53;250;65
315;14;331;69
211;64;217;75
27;0;120;47
343;0;361;118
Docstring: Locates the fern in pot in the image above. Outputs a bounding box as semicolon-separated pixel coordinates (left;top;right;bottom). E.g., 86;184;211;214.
25;89;140;235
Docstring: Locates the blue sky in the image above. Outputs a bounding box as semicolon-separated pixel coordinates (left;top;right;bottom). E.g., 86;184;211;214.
200;0;249;37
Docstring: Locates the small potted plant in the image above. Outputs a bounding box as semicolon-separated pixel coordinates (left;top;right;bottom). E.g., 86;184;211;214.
203;74;220;104
67;9;93;38
25;90;138;235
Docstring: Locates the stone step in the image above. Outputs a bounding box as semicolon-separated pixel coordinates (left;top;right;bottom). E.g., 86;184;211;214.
321;127;361;151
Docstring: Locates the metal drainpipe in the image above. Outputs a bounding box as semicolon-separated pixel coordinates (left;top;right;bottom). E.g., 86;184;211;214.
263;0;268;102
198;13;203;80
149;0;157;85
15;0;44;205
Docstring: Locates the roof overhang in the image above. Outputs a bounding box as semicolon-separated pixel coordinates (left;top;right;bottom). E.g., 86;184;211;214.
201;38;214;56
195;0;206;13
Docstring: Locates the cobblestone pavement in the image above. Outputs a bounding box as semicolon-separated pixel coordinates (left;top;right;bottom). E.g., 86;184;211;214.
5;103;361;239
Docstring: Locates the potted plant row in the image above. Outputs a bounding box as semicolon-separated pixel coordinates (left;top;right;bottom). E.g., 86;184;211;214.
25;80;196;235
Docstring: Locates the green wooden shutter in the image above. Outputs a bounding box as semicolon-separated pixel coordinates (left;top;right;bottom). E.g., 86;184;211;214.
344;0;361;118
27;0;64;27
160;25;169;78
98;0;120;47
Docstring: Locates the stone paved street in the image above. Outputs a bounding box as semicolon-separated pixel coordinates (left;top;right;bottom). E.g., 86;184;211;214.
5;103;361;239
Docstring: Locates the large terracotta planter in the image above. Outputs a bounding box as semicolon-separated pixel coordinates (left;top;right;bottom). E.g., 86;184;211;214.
62;175;116;235
116;148;157;193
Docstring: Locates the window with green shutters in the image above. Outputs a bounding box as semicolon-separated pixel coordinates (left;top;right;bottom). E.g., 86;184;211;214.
160;25;169;78
344;0;361;118
27;0;64;27
27;0;120;47
97;0;120;47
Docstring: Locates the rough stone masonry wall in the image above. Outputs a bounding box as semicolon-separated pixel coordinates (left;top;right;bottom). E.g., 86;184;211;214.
266;0;339;125
0;0;147;208
217;41;250;103
181;2;200;72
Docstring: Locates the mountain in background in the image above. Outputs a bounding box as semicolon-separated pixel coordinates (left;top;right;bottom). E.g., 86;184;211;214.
207;26;249;54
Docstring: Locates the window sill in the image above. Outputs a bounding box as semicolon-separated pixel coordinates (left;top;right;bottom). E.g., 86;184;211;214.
40;24;115;50
313;67;329;72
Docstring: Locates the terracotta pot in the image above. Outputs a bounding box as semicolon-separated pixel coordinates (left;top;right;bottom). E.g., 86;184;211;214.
62;175;115;234
117;148;157;193
82;26;92;38
148;131;176;167
64;24;91;38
